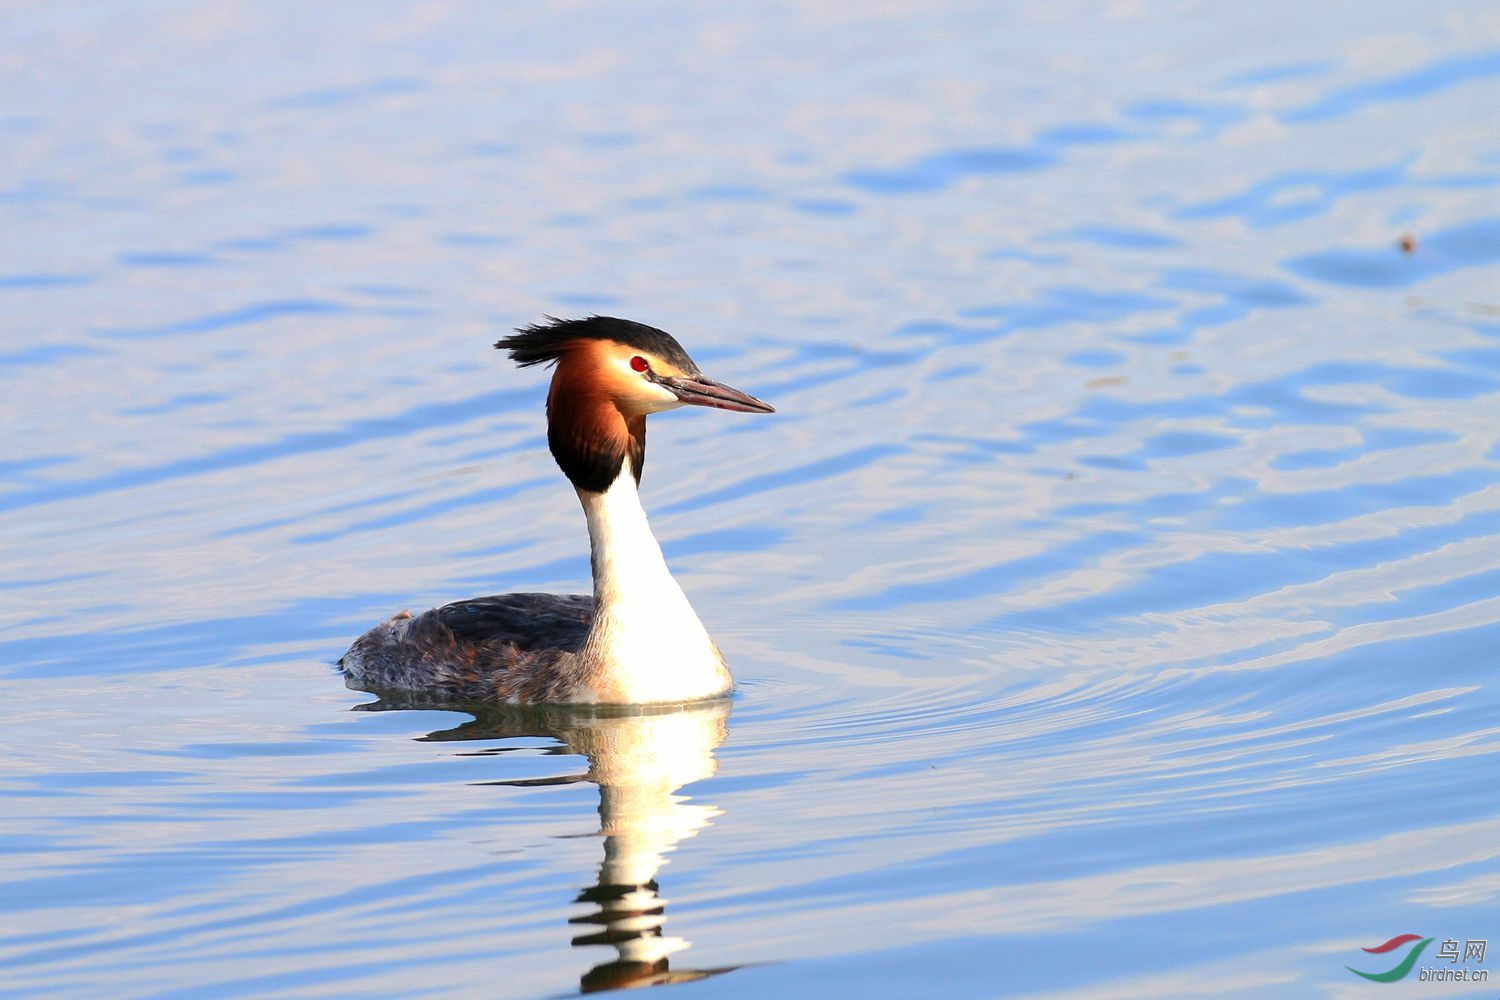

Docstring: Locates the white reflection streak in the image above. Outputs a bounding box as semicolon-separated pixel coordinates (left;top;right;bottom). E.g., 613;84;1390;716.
553;703;732;991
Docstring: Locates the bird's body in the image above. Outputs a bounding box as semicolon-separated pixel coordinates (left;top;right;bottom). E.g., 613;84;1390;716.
340;317;773;705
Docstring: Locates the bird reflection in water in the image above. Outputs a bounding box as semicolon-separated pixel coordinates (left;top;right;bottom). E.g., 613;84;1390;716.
358;696;739;992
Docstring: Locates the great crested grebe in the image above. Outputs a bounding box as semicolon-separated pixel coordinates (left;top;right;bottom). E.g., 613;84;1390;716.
340;316;774;705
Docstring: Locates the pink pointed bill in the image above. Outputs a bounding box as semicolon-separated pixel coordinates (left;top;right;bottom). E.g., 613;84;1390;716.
660;375;775;413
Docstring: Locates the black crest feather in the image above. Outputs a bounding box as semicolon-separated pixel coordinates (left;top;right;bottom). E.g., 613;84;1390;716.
496;316;700;374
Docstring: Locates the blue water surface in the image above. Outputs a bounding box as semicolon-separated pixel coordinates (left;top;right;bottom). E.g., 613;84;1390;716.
3;3;1499;998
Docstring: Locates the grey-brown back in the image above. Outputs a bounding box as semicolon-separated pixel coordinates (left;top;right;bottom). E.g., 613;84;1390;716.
340;593;595;702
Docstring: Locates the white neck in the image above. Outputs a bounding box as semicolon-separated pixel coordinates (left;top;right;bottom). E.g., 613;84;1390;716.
575;468;731;703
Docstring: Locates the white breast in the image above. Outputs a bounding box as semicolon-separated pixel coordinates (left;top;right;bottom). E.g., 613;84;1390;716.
575;471;733;704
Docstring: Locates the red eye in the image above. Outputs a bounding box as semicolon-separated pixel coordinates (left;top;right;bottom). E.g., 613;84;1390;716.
630;356;648;373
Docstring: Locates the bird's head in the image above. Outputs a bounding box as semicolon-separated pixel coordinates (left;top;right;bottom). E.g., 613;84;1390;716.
496;316;774;492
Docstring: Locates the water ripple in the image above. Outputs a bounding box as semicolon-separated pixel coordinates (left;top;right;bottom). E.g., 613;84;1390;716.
1285;48;1500;122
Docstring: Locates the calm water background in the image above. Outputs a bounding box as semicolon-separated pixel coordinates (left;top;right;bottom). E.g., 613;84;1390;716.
4;3;1500;997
